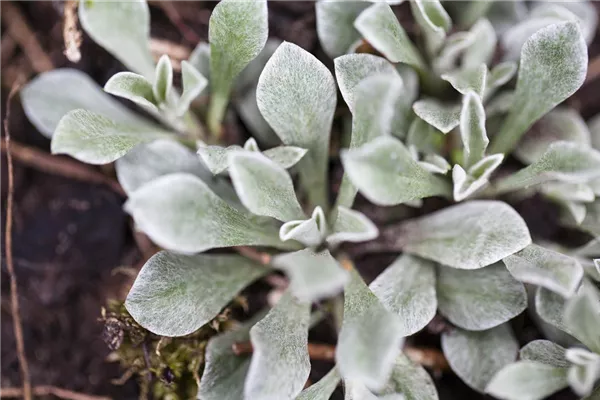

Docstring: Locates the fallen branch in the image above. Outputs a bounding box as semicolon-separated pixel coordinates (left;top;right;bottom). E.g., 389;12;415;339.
1;2;54;73
63;0;82;63
234;246;272;265
4;79;32;400
0;139;125;196
0;386;111;400
150;38;191;71
152;2;201;44
585;54;600;84
404;346;450;372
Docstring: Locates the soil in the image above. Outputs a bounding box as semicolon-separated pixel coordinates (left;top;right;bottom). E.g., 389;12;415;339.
1;2;599;400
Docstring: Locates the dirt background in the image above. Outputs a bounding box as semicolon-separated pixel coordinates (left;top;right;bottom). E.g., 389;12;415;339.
1;1;599;399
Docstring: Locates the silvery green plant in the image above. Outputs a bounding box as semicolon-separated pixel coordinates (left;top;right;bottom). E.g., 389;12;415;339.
19;0;600;399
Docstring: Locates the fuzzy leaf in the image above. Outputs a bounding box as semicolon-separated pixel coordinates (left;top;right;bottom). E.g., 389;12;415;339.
197;316;259;400
520;340;569;368
413;100;460;134
515;108;591;165
503;244;584;298
152;55;173;105
126;251;266;336
208;0;268;132
441;64;487;98
257;42;337;209
51;110;170;164
354;3;424;69
407;118;445;155
399;200;531;270
535;287;573;335
279;207;327;248
433;32;475;74
334;54;398;114
489;22;588;154
437;263;527;330
336;269;404;391
273;249;349;303
410;0;451;55
189;42;211;91
176;61;208;116
336;72;404;208
103;72;157;111
494;142;600;194
296;368;341;400
341;136;451;206
316;1;369;59
485;361;569;400
21;69;149;138
369;255;437;336
229;152;304;222
580;201;600;238
485;62;517;98
115;140;229;198
564;283;600;353
378;353;439;400
420;154;451;175
262;146;307;169
460;91;488;167
442;324;519;392
125;173;287;253
452;154;503;201
245;292;310;400
327;206;378;246
79;0;155;77
565;348;600;396
463;19;497;69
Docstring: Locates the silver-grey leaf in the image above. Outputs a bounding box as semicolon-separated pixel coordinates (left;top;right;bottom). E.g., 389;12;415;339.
463;19;497;69
503;243;584;298
103;72;157;111
460;90;488;167
370;255;436;337
489;22;588;154
337;269;404;391
413;100;460;134
399;200;531;270
535;286;573;335
341;136;451;206
279;207;327;248
176;61;208;116
485;361;569;400
442;324;519;392
208;0;268;133
410;0;451;56
316;1;369;59
125;251;267;336
437;263;527;330
245;291;310;400
515;107;591;165
441;64;487;98
354;3;424;69
564;283;600;353
378;353;439;400
327;206;378;247
51;109;170;165
79;0;155;77
494;141;600;195
296;368;341;400
21;69;150;138
229;151;305;222
520;340;569;368
257;41;337;209
125;173;289;253
272;249;349;303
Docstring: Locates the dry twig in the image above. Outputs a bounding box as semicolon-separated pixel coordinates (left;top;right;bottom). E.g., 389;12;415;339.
63;0;82;63
152;1;201;44
232;341;336;361
1;2;54;73
150;38;191;71
404;346;450;372
234;247;272;265
585;54;600;84
3;79;32;400
0;140;125;196
0;386;111;400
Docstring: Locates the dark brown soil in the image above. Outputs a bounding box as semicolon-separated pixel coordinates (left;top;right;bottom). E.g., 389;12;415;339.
1;2;599;400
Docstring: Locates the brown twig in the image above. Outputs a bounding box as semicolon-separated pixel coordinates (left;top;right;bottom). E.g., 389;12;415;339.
0;139;125;196
232;341;336;361
149;38;191;71
403;346;450;372
585;54;600;84
63;0;82;63
0;34;17;67
1;2;54;73
0;386;111;400
234;247;272;265
4;80;32;400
